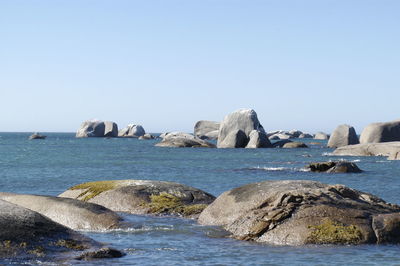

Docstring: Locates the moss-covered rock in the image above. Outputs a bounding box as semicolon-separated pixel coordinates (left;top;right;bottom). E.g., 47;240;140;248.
307;220;363;244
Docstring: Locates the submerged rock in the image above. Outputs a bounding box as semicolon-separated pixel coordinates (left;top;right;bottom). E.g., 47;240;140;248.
0;200;123;261
194;121;220;140
118;124;145;138
198;180;400;245
155;137;216;148
59;180;215;218
76;120;118;138
29;133;46;140
360;120;400;144
282;142;308;148
327;124;359;148
0;193;123;231
305;161;362;173
333;142;400;159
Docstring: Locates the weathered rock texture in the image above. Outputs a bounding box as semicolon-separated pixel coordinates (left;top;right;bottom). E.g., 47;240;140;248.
327;124;359;148
0;200;123;261
333;142;400;159
305;161;362;173
246;130;272;148
194;121;220;140
155;137;216;148
118;124;145;138
59;180;215;218
198;180;400;245
76;120;118;138
0;193;122;231
360;120;400;144
217;109;268;148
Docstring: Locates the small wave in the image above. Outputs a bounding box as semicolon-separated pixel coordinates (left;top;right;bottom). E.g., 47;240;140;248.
322;152;334;156
240;166;309;173
85;225;174;233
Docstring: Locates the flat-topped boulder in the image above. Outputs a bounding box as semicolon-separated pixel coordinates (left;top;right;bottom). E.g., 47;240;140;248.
282;142;308;148
305;161;362;173
118;124;145;138
155;137;216;148
198;180;400;245
0;193;123;231
0;200;123;261
194;121;220;140
59;180;215;218
160;132;195;140
328;124;359;148
360;120;400;144
314;132;330;140
333;142;400;159
217;109;268;148
76;120;118;138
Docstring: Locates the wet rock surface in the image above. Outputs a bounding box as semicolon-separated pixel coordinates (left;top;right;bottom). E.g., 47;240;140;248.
305;161;362;173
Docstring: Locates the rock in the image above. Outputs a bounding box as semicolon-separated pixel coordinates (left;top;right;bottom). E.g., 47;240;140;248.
327;124;359;148
76;120;118;138
139;133;155;140
155;137;216;148
288;130;303;138
118;124;145;138
160;132;195;140
388;151;400;160
271;139;292;148
0;200;122;261
194;121;220;140
198;180;400;245
75;248;125;261
268;133;293;140
314;132;330;140
360;120;400;144
333;142;400;158
0;193;123;231
298;133;313;139
217;109;265;148
282;142;308;148
372;213;400;244
245;130;272;148
29;133;46;140
305;161;362;173
59;180;215;218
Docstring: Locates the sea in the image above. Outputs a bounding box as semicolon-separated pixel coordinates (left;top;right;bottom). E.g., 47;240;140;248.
1;132;399;265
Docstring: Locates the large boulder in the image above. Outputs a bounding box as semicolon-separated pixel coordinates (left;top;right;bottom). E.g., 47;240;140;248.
314;132;330;140
198;180;400;245
217;109;266;148
155;137;216;148
194;121;220;140
327;124;359;148
0;193;123;231
0;200;123;261
59;180;215;218
333;142;400;158
246;130;272;148
76;120;118;138
118;124;145;138
360;120;400;144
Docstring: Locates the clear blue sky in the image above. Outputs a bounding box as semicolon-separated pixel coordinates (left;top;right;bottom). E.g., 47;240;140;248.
1;0;399;134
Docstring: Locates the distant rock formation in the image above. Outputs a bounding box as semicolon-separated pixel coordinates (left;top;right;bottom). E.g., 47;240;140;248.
327;124;359;148
118;124;145;138
194;120;220;140
360;120;400;144
314;132;330;140
333;142;400;159
76;120;118;138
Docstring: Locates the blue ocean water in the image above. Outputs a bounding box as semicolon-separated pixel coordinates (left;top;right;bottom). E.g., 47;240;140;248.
1;132;399;265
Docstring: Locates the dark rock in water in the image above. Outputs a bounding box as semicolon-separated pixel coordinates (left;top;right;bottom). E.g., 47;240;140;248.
59;180;215;218
155;137;216;148
198;180;400;245
0;199;122;261
0;192;123;231
194;120;220;140
360;120;400;144
306;161;362;173
29;133;46;140
333;142;400;159
272;139;292;148
75;248;125;260
282;142;308;148
76;120;118;138
328;124;359;148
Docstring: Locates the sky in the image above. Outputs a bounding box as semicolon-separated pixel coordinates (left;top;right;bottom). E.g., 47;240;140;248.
1;0;399;134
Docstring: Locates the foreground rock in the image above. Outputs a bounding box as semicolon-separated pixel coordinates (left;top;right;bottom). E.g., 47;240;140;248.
333;142;400;159
314;132;330;140
76;120;118;138
198;180;400;245
305;161;362;173
59;180;215;218
0;193;122;231
217;109;268;148
155;137;216;148
327;124;359;148
194;121;220;140
0;200;123;261
118;124;145;138
360;120;400;144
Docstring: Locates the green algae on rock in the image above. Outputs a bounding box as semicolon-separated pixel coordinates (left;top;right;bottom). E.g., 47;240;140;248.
307;220;363;244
